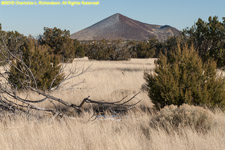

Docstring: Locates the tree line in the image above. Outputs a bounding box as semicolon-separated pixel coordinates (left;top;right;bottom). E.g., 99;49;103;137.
0;16;224;116
83;16;225;69
0;16;224;92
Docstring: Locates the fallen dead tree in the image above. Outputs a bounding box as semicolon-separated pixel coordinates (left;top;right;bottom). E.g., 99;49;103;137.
0;87;141;118
0;35;140;118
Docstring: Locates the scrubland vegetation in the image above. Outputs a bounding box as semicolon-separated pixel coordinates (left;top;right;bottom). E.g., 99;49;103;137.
0;101;225;150
0;16;224;150
0;57;224;150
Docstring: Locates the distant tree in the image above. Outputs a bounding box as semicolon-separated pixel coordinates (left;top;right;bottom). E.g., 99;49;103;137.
135;39;158;58
183;16;225;68
127;39;163;58
38;27;75;62
87;40;131;60
126;41;138;57
74;39;85;58
109;40;131;60
87;40;109;60
144;43;225;110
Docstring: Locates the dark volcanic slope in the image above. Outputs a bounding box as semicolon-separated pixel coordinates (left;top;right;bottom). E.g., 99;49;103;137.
71;13;180;41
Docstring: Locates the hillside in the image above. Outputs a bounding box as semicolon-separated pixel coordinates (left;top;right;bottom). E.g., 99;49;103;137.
71;13;180;41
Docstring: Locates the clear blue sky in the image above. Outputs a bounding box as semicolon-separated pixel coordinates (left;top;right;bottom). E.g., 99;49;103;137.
0;0;224;36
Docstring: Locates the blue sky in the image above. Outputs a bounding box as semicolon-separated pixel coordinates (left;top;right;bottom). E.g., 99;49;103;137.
0;0;224;36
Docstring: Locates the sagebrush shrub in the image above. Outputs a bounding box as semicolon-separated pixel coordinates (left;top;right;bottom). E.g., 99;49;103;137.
150;104;215;133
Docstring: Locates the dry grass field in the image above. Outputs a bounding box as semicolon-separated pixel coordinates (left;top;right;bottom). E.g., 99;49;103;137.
53;57;155;106
1;58;225;150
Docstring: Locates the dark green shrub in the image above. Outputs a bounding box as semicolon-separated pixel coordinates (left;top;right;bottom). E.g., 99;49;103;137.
38;27;75;63
144;43;225;110
74;39;85;58
8;38;64;91
0;26;7;65
127;39;163;58
6;31;27;56
135;39;158;58
87;40;131;60
183;16;225;69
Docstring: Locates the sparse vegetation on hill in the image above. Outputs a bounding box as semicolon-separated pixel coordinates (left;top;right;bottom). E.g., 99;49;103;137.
70;13;180;41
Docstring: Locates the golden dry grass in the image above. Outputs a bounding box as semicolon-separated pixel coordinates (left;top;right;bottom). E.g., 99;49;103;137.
53;57;155;105
16;57;155;109
1;58;225;150
0;106;225;150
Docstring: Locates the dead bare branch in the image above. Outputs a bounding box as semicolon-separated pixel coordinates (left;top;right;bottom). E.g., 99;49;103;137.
0;34;140;118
